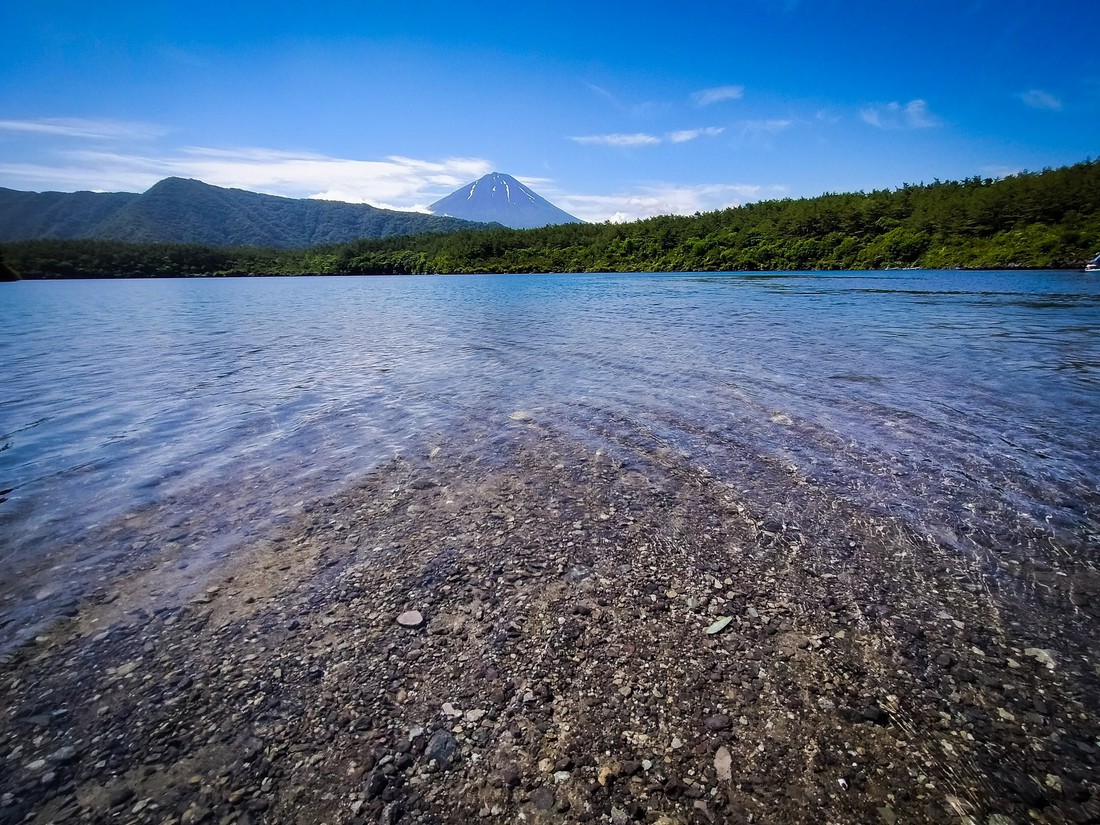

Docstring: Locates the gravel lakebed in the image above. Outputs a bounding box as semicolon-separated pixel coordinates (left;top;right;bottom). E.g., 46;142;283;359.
2;416;1098;824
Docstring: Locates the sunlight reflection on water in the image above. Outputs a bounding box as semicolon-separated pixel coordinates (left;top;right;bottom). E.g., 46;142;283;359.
1;270;1097;631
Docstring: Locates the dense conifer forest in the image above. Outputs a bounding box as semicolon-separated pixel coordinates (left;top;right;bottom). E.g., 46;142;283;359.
3;160;1098;279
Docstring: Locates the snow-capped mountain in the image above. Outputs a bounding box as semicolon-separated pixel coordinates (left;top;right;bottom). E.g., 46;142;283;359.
429;173;582;230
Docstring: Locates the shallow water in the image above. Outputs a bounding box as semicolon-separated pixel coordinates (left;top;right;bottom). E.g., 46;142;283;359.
2;271;1098;634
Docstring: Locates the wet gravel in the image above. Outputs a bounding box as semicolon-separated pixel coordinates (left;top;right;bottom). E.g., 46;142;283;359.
2;418;1098;824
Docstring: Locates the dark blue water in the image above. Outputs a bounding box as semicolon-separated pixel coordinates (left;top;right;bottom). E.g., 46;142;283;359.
2;271;1098;634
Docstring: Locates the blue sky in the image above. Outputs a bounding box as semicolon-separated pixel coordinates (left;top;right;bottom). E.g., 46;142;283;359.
1;0;1097;222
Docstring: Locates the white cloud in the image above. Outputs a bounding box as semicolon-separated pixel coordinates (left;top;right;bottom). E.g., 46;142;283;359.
739;119;793;135
0;146;494;209
860;99;938;129
0;117;169;141
555;182;787;223
572;128;725;147
1020;89;1062;110
692;85;745;106
668;127;725;143
570;133;662;147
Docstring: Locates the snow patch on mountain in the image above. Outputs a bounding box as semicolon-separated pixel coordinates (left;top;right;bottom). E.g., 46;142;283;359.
429;172;582;230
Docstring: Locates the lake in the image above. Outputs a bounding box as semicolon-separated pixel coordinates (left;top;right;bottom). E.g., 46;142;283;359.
2;270;1098;643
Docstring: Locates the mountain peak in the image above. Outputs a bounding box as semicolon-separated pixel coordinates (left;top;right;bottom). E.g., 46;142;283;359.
430;173;581;230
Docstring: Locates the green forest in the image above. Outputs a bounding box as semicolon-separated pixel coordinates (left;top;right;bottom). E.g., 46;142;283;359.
3;160;1098;279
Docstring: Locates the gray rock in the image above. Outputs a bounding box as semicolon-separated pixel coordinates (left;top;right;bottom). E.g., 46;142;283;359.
423;729;457;770
47;745;79;765
704;713;732;732
499;764;521;788
397;610;424;628
528;787;556;811
364;771;387;800
705;617;732;635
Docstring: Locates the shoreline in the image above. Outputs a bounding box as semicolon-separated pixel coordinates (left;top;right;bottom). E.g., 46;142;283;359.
1;419;1098;824
3;265;1096;281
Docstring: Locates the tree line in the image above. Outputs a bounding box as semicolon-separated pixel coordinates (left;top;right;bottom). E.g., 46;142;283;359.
3;159;1098;279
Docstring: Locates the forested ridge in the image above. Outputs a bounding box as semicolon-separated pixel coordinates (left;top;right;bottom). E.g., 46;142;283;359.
4;160;1098;279
0;177;486;249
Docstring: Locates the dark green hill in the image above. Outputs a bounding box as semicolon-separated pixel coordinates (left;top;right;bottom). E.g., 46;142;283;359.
0;178;486;248
0;188;138;241
4;159;1098;278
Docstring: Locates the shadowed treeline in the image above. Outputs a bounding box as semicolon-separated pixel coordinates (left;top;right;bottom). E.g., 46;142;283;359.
3;160;1098;278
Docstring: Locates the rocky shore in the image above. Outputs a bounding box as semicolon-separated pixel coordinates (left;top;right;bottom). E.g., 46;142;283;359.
2;417;1098;824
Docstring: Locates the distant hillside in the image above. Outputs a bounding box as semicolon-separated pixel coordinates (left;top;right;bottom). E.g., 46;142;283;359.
5;159;1098;277
0;188;138;241
430;172;581;229
0;178;486;248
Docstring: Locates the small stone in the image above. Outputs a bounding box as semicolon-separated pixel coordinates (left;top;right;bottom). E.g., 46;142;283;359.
423;729;458;770
48;745;79;765
380;801;403;825
704;714;732;732
397;611;424;628
705;617;732;635
499;765;521;788
364;771;387;800
714;747;732;782
598;764;618;786
508;411;534;422
1024;648;1056;669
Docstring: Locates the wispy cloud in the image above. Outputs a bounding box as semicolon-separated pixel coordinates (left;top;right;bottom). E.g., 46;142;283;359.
556;182;787;224
583;82;669;117
0;147;493;210
572;128;725;147
0;117;169;141
584;83;619;105
692;85;745;106
860;99;938;129
739;119;793;135
668;127;725;143
1020;89;1062;110
570;133;662;147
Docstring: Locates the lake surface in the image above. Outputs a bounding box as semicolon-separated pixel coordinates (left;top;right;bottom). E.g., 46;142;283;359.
2;271;1098;640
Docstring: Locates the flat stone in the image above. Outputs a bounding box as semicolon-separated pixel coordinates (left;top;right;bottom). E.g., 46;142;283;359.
705;617;732;635
397;610;424;628
714;747;732;782
1024;648;1056;669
